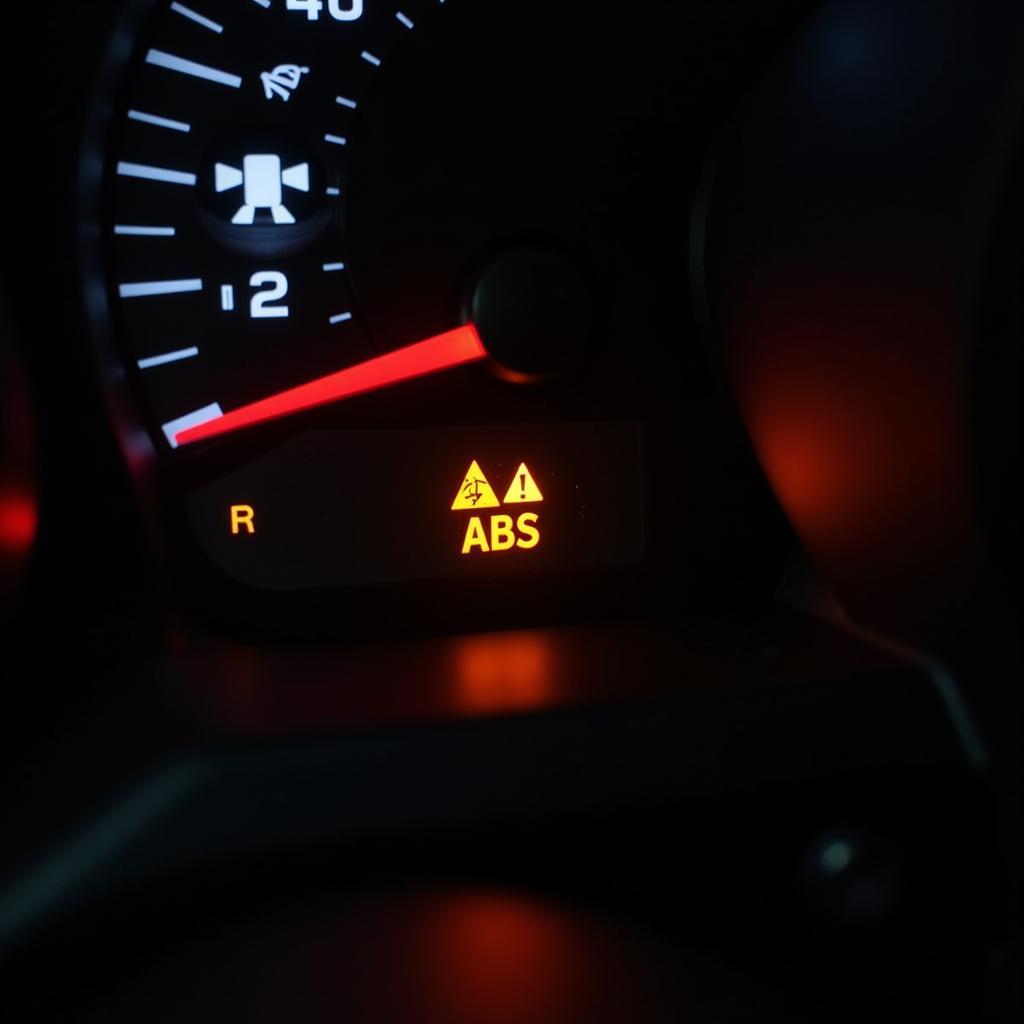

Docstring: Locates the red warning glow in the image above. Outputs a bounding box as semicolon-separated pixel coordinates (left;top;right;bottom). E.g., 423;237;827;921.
0;488;37;555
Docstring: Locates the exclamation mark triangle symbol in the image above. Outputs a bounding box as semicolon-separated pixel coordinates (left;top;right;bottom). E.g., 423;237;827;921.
503;463;543;504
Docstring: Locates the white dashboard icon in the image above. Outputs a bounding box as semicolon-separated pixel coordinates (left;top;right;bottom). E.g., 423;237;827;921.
214;155;311;225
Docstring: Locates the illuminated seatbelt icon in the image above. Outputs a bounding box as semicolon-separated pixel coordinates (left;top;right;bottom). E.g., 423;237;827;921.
214;155;310;225
261;64;309;103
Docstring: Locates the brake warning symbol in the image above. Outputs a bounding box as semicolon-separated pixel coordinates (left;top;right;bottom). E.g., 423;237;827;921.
502;463;544;504
451;460;502;510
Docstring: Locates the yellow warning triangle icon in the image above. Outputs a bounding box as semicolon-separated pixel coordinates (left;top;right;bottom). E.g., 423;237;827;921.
503;463;544;504
451;460;502;510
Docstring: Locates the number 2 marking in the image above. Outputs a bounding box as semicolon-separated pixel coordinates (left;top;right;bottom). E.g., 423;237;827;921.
250;271;290;319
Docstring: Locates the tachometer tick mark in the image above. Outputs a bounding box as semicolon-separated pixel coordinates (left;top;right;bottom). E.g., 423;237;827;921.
128;109;191;133
146;49;242;88
119;279;204;299
117;161;197;186
361;51;382;67
396;12;415;29
170;3;223;34
163;403;223;449
138;347;200;370
115;225;176;237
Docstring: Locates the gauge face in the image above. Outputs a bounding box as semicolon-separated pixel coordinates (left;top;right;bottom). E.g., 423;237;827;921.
108;0;426;448
105;0;640;452
91;0;794;602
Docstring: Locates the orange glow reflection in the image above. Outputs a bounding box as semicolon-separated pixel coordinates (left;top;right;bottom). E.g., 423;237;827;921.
420;893;584;1023
174;628;586;735
450;631;558;714
732;269;982;637
306;889;680;1023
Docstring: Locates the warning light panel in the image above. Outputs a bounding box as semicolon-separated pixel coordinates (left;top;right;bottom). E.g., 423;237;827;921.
450;460;545;556
187;422;644;591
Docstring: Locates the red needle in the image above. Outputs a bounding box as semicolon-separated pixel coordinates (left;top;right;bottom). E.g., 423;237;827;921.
175;324;487;447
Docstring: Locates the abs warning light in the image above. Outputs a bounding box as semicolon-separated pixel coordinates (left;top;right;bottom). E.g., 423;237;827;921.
503;462;543;504
450;460;545;556
451;460;502;510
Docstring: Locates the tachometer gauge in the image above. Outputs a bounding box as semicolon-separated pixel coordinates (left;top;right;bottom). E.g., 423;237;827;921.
107;0;451;449
83;0;800;621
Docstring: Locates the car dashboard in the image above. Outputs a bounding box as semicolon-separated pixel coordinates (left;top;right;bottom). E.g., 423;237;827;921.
0;1;1019;1021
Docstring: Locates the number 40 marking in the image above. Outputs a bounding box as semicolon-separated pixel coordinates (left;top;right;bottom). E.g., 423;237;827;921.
286;0;363;21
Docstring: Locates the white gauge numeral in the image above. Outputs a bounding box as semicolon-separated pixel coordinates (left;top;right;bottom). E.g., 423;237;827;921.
286;0;362;21
329;0;363;19
286;0;322;18
250;272;290;319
